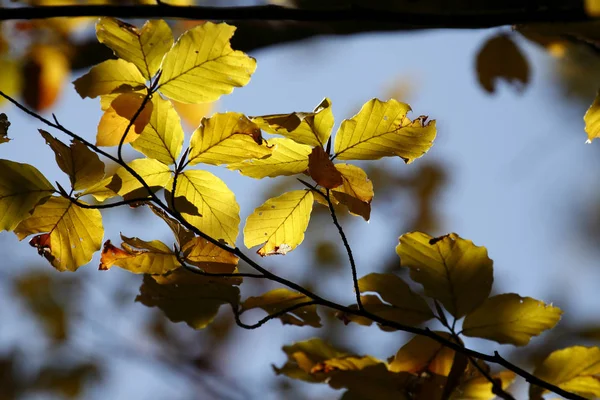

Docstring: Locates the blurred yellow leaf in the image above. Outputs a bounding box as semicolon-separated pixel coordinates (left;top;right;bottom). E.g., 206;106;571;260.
462;293;562;346
530;346;600;400
241;288;320;327
452;370;515;400
136;269;240;329
172;170;240;245
157;22;256;103
251;98;334;147
73;59;146;99
328;364;414;400
389;332;455;375
188;112;272;166
308;146;343;189
0;58;22;107
96;92;153;146
99;235;179;274
586;0;600;16
96;18;173;80
396;232;493;318
39;130;104;191
130;95;184;165
244;190;313;256
108;158;171;198
585;91;600;143
0;160;54;231
475;33;530;93
15;196;103;272
23;45;70;111
171;99;214;129
334;99;436;163
228;137;311;179
181;236;238;274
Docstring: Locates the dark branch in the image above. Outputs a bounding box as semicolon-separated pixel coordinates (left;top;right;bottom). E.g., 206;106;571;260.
233;301;319;330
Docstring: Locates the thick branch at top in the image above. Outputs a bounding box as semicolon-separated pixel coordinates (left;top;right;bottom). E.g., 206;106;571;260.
0;3;593;29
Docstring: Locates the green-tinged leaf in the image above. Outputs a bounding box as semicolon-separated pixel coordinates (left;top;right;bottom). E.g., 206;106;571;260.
181;237;238;274
389;332;456;375
333;98;436;163
96;18;173;80
0;113;10;143
136;269;240;329
452;371;515;400
148;203;195;247
585;91;600;143
157;22;256;103
476;33;529;93
14;196;103;272
0;160;54;231
73;59;146;99
396;232;493;318
188;112;272;166
328;364;413;400
228;138;311;179
79;175;117;202
308;146;343;189
171;170;240;246
252;98;334;147
99;235;179;275
530;346;600;400
462;293;562;346
244;190;313;256
108;158;171;199
39;130;104;191
96;92;153;146
241;288;320;327
130;95;184;165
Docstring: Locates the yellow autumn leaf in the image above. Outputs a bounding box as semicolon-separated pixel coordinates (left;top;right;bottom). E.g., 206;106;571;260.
188;112;272;166
333;98;436;163
96;18;173;80
228;138;311;179
241;288;321;327
251;98;334;147
0;160;54;231
79;175;117;202
14;196;103;272
172;100;214;130
172;170;240;246
39;130;104;191
586;0;600;16
396;232;493;318
136;269;240;329
96;92;153;146
244;190;314;256
108;158;172;198
453;371;515;400
157;22;256;103
0;58;22;107
389;332;456;375
462;293;562;346
530;346;600;400
99;235;179;275
181;237;238;274
330;163;374;221
130;95;184;165
73;59;146;99
148;203;195;248
585;91;600;143
475;33;530;93
328;364;414;400
23;44;70;112
274;338;349;382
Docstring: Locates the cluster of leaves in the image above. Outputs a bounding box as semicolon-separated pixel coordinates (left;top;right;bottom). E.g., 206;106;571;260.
1;15;599;400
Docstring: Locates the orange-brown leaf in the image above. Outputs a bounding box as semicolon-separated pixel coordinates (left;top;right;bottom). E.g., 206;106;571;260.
96;93;153;146
308;146;343;189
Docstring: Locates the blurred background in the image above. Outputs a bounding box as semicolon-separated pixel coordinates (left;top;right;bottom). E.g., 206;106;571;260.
2;0;600;399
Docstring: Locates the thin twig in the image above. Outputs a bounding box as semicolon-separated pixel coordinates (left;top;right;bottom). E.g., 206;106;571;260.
232;301;319;330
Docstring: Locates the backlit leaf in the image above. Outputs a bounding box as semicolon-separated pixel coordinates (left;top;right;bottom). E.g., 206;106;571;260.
188;112;272;166
172;170;240;245
130;95;184;165
244;190;314;256
331;164;373;220
453;370;515;400
396;232;493;318
73;59;146;99
476;33;529;93
462;293;562;346
99;235;179;275
329;364;413;400
181;237;238;274
108;158;171;199
148;203;195;247
0;113;10;143
79;175;117;202
334;99;436;163
585;91;600;143
172;99;214;130
308;146;343;189
228;138;311;179
136;269;240;329
530;346;600;400
96;92;153;146
96;18;173;80
14;196;103;272
157;22;256;103
389;332;456;375
332;191;372;221
251;98;334;147
0;160;54;231
23;44;69;111
241;288;320;327
39;130;104;191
